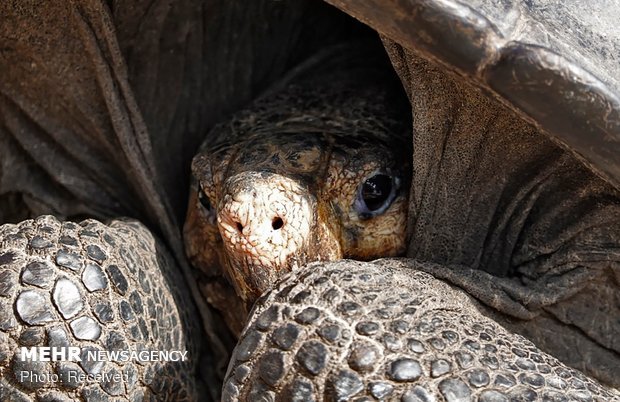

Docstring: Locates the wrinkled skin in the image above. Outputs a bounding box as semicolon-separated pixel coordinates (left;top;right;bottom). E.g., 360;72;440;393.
383;44;620;388
184;46;412;334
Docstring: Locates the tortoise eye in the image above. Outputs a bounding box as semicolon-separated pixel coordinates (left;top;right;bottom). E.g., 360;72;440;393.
197;187;217;224
198;189;212;211
354;171;400;219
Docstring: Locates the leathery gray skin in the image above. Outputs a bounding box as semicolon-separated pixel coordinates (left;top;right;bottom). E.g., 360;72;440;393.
224;260;620;401
0;216;203;401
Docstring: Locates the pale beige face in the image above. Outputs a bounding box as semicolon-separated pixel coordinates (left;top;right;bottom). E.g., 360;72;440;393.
184;130;410;310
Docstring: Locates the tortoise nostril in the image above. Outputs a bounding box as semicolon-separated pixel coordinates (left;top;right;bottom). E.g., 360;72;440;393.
272;217;284;230
236;222;244;233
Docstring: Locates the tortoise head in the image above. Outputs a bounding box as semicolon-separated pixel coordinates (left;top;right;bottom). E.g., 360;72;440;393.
184;69;411;314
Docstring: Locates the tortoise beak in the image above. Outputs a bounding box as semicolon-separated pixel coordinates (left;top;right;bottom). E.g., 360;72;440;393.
216;172;314;302
217;171;342;303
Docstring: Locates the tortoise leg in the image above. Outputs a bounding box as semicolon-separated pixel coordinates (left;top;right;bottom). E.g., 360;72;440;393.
223;260;619;401
0;216;206;401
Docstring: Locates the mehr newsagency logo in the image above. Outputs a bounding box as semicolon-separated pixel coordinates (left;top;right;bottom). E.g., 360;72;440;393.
16;346;188;385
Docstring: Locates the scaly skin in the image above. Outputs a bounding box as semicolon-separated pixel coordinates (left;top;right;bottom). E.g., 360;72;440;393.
224;260;620;401
0;216;204;401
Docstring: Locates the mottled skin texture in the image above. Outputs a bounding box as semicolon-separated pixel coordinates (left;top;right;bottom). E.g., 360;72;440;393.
224;260;620;401
184;50;411;334
0;216;204;401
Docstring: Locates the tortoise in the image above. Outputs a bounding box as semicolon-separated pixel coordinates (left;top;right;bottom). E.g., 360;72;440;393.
0;0;619;401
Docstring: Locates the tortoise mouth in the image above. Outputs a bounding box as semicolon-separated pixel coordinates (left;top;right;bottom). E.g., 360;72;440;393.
218;204;345;304
222;248;311;304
